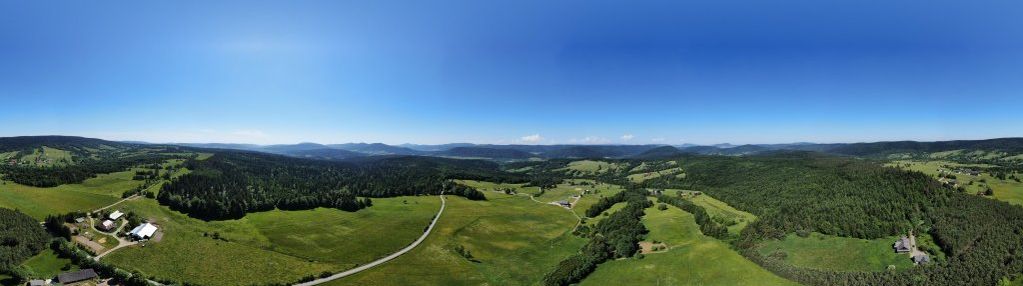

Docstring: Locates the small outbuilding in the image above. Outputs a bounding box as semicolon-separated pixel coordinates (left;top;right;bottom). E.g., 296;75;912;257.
28;279;47;286
108;210;124;220
556;200;571;207
129;222;158;240
57;269;98;285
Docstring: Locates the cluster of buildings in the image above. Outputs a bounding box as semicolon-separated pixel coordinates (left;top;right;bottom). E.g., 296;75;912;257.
97;210;123;232
893;236;931;265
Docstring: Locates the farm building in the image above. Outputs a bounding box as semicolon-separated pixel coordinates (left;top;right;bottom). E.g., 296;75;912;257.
108;210;124;220
556;200;571;207
99;220;116;231
129;222;158;240
57;269;98;285
28;280;46;286
912;254;931;264
893;236;911;253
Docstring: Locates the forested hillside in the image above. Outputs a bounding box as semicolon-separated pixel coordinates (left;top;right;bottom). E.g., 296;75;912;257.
641;152;1023;285
0;208;50;272
158;151;521;220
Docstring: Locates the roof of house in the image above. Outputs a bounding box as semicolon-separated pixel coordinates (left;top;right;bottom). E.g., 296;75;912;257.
913;254;931;263
109;210;124;220
894;236;911;251
58;268;98;284
130;222;158;238
29;279;46;286
101;220;115;227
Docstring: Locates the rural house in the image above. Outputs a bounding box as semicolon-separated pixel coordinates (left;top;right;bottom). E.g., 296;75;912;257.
912;254;931;264
893;236;911;253
28;279;46;286
556;200;571;207
57;269;98;285
99;220;115;231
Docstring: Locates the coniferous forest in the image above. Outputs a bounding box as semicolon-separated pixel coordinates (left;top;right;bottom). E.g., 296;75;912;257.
157;151;514;220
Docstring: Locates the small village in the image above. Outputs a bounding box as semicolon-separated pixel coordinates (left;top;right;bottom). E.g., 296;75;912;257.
27;206;162;286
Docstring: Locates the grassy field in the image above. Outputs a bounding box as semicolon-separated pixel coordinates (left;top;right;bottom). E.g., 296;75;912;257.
686;193;756;235
0;172;134;220
328;191;586;285
580;203;796;286
756;232;914;272
0;158;193;220
557;160;625;175
890;160;1023;205
103;196;440;285
628;167;685;183
21;249;77;279
16;146;74;166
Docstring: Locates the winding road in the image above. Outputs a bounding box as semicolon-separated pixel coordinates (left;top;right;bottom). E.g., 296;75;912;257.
294;194;447;286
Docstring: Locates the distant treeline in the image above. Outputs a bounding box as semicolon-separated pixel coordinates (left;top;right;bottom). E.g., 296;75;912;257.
158;152;517;220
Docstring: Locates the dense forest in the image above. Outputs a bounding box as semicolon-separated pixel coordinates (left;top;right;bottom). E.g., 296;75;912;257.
158;151;516;220
641;152;1023;285
0;208;50;274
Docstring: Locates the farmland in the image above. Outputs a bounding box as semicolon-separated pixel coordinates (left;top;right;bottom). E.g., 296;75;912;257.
579;204;796;286
103;196;440;285
327;191;586;285
756;232;915;272
889;160;1023;205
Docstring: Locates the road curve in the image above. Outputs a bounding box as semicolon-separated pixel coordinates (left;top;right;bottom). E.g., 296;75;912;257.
294;195;447;286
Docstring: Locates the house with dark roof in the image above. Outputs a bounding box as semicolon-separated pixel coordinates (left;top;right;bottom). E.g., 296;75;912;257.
893;236;911;253
57;269;98;285
912;253;931;264
556;200;571;207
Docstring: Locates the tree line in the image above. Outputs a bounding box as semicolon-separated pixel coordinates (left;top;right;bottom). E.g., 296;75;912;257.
542;189;652;286
157;151;509;220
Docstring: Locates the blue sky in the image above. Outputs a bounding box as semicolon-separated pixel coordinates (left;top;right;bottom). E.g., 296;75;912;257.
1;1;1021;145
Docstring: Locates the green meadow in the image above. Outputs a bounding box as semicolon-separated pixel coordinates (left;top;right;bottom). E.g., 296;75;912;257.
557;160;625;175
756;232;914;272
628;167;685;183
579;204;796;286
103;196;440;285
687;193;756;235
891;160;1023;206
328;191;586;285
21;249;77;278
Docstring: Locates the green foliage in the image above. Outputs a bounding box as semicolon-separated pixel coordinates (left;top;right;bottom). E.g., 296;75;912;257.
0;208;50;272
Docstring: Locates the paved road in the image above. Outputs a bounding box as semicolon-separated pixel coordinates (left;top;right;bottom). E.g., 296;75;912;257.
294;195;447;286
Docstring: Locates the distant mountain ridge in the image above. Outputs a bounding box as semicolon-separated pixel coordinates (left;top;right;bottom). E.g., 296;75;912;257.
60;136;1023;161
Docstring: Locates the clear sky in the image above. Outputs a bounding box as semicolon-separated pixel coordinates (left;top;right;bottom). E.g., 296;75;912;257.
2;1;1021;145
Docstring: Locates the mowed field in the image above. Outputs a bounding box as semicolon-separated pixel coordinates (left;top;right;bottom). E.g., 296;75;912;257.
0;170;143;220
327;191;587;285
557;160;625;175
890;160;1023;205
580;203;796;286
103;196;440;285
21;249;77;278
756;232;914;272
628;167;685;183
